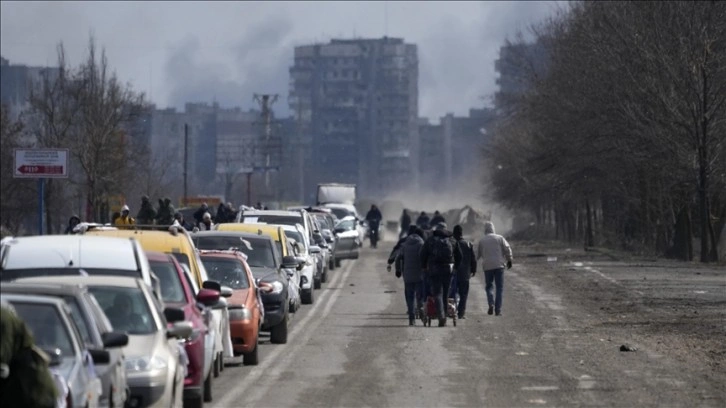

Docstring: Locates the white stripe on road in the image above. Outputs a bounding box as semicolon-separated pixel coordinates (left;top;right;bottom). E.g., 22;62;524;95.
213;258;356;408
521;386;559;391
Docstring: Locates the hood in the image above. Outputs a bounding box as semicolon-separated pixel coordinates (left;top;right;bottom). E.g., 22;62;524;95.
228;288;250;307
405;234;423;246
433;229;453;238
124;333;162;359
484;221;495;234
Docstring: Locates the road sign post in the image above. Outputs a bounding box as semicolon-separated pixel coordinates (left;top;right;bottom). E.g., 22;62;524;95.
13;149;69;235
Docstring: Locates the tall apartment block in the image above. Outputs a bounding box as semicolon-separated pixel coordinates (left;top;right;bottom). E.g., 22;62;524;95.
289;37;419;201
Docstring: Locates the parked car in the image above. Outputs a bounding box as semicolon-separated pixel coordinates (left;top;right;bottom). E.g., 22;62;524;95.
199;250;263;365
280;224;319;304
0;234;161;299
192;230;297;344
1;281;129;408
0;292;104;408
146;251;219;407
82;226;234;380
334;216;362;261
310;210;340;270
18;276;191;408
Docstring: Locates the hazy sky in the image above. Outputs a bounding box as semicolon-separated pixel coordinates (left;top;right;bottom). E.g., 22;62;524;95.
0;1;561;119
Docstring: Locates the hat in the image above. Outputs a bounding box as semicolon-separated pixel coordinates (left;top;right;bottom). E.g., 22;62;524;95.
434;222;447;231
203;212;211;220
453;225;463;238
121;205;130;212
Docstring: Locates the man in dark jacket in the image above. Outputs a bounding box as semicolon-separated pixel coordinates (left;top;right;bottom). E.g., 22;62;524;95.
399;209;411;239
420;222;462;326
416;211;430;230
64;215;81;234
451;224;477;319
155;197;176;225
136;195;157;225
173;212;194;231
430;211;446;226
193;203;209;226
399;226;426;326
365;204;383;248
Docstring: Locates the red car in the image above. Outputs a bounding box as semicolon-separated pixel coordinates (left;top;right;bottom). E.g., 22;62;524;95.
199;250;264;365
146;251;219;407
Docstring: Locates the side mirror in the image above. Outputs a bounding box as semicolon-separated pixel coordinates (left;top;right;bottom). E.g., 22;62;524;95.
167;321;193;339
43;348;63;367
202;280;222;292
220;286;233;298
286;269;294;278
309;245;321;254
211;296;227;310
101;331;129;348
89;349;111;365
196;288;221;306
163;307;186;323
281;255;299;269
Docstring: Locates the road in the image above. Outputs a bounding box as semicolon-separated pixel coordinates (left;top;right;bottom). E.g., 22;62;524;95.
210;239;726;407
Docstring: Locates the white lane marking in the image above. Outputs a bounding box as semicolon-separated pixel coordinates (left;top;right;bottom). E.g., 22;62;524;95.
521;386;559;391
213;258;356;408
528;399;547;404
578;374;596;390
516;351;529;356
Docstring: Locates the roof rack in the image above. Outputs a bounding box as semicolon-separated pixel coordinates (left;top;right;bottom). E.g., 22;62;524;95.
75;222;190;236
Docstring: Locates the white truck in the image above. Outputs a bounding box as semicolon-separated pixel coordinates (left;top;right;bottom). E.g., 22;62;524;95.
316;183;357;206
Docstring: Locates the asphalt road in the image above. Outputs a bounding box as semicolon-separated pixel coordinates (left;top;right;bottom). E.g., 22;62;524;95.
209;239;726;407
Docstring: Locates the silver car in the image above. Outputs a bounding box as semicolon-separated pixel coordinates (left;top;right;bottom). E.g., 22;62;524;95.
1;293;103;408
2;281;130;408
25;276;191;408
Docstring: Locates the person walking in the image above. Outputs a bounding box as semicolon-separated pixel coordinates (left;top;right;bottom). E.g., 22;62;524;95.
399;209;411;239
451;225;477;319
476;221;513;316
136;195;157;225
64;215;81;234
420;222;462;326
430;210;446;226
399;226;426;326
114;205;136;228
415;211;430;230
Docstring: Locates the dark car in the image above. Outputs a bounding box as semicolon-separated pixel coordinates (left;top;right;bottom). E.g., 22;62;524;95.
146;251;221;407
191;231;294;344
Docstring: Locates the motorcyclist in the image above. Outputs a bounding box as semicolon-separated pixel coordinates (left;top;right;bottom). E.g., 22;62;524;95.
365;204;383;249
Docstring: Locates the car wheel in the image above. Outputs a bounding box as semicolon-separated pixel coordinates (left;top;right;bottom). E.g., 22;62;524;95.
185;394;203;408
321;268;328;283
218;351;225;373
203;372;213;402
313;277;322;289
329;257;336;270
270;313;288;344
301;288;314;305
335;258;341;267
243;338;259;365
213;353;220;378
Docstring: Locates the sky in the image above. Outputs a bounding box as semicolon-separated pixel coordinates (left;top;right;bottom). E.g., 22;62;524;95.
0;1;562;120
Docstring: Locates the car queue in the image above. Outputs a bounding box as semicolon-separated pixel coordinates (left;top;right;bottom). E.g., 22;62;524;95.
0;205;365;408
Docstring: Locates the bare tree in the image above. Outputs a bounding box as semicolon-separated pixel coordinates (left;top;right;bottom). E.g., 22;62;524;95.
0;104;36;234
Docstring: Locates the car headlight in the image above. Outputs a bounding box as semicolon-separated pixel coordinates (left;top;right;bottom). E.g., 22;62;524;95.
125;355;167;372
228;306;252;321
269;281;284;294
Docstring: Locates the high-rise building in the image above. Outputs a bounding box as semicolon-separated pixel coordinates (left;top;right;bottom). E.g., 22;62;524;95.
0;56;60;120
289;37;419;202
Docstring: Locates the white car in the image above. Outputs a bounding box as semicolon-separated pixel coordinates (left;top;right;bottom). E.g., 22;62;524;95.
0;234;162;299
280;224;318;305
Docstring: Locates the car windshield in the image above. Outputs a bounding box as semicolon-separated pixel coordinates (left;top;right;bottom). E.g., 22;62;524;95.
336;219;356;231
89;286;156;335
314;215;331;230
329;208;353;220
11;302;76;357
284;230;305;248
0;268;140;282
148;260;186;303
200;257;250;290
169;253;190;270
195;236;276;268
244;215;301;226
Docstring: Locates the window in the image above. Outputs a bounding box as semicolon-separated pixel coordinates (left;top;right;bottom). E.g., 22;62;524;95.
200;257;250;290
11;302;76;357
149;260;187;303
90;286;156;335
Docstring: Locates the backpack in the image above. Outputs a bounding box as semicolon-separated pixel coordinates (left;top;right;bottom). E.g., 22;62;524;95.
431;236;453;264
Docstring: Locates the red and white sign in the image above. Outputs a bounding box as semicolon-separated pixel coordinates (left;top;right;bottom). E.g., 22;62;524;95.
14;148;69;178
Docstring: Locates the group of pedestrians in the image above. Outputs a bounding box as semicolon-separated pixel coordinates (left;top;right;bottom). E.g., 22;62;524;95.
389;216;513;326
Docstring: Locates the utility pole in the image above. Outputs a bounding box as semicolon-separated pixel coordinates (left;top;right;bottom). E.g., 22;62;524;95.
253;93;280;203
183;123;188;207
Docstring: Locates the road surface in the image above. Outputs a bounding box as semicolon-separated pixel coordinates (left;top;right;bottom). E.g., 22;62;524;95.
209;239;725;407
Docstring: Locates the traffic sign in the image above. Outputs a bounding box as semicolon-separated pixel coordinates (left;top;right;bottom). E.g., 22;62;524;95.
14;149;69;178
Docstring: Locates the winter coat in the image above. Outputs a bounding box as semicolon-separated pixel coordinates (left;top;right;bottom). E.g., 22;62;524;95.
136;200;157;225
199;220;215;231
400;234;425;283
365;208;383;227
114;215;136;227
430;214;446;226
214;204;228;224
193;205;208;224
416;214;430;229
0;305;59;408
156;198;176;225
476;222;513;272
420;228;463;277
400;212;411;232
454;238;477;281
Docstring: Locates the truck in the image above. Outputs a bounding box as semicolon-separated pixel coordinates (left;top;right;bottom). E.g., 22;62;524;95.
316;183;357;206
